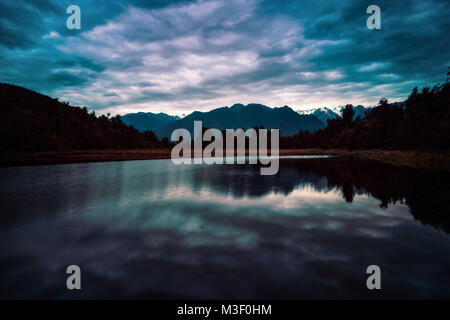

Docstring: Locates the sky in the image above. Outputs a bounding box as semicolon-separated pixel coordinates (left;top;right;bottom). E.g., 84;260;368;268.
0;0;449;116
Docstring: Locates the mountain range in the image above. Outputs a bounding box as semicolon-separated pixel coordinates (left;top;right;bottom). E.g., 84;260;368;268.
121;112;180;133
122;104;374;137
123;104;326;138
1;82;446;155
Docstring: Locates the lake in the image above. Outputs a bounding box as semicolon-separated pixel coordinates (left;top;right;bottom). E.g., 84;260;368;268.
0;156;449;299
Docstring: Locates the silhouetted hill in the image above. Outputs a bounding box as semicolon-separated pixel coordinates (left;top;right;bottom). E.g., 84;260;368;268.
122;112;179;135
0;83;168;153
158;103;325;137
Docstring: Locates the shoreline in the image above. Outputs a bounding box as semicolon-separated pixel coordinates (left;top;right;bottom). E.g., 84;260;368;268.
1;148;449;170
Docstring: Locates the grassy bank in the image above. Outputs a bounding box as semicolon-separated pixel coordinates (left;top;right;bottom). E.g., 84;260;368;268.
1;148;449;170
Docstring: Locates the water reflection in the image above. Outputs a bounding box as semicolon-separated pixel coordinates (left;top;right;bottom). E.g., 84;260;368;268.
0;157;449;299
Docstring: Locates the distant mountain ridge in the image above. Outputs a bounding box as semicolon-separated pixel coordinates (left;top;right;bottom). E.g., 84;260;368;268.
123;104;406;137
157;103;325;138
122;112;179;133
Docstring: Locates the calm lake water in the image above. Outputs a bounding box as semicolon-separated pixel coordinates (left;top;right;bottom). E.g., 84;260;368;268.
0;156;449;299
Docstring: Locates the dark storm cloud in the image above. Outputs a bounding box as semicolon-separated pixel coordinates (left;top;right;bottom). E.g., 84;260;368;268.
57;57;106;73
0;0;52;49
0;0;448;114
46;71;90;87
304;0;450;83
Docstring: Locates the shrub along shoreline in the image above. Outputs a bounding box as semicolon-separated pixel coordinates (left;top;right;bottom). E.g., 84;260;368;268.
1;148;448;170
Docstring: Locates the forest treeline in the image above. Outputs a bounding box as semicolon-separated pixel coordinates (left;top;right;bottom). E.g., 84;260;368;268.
1;81;449;153
280;83;450;150
0;83;171;153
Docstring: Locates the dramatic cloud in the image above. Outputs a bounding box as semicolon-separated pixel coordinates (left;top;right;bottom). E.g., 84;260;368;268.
0;0;449;115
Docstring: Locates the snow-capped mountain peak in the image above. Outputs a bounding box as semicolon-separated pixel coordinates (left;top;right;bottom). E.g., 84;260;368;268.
296;105;370;125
